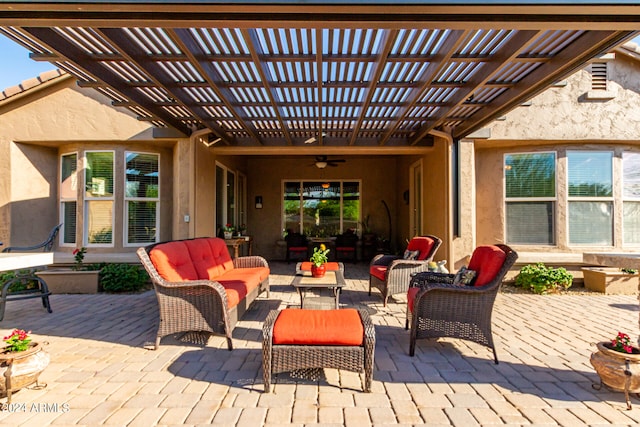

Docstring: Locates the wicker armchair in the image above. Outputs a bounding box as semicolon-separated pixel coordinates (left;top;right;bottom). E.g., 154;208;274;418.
406;244;518;363
369;235;442;306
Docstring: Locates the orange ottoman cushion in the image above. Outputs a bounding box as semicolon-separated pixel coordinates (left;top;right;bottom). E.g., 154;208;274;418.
272;309;364;346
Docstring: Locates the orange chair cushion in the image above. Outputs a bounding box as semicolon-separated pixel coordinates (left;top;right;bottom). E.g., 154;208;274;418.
369;265;387;281
299;261;342;271
407;287;420;313
336;247;355;251
272;309;364;346
407;236;436;260
289;246;308;252
149;241;198;281
467;245;507;287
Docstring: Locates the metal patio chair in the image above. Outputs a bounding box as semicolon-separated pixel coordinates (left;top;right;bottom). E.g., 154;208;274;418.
0;223;62;320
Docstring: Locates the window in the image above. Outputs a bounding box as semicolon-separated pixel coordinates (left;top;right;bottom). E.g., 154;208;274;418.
215;163;241;234
124;152;159;245
623;152;640;245
567;151;613;245
504;152;556;244
85;151;114;246
60;153;77;245
284;181;360;236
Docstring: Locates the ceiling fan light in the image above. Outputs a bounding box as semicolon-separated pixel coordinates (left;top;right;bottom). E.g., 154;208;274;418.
315;161;328;169
321;182;330;189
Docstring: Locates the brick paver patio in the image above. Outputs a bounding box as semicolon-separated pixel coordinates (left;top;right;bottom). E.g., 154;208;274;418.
0;261;639;426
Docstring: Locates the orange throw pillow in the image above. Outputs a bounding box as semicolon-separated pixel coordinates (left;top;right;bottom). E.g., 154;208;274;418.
272;309;364;346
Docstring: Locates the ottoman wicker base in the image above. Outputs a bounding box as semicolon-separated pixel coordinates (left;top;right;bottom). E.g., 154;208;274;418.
262;308;375;392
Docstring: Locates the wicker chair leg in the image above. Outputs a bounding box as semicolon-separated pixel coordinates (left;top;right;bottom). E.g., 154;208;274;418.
491;346;499;364
154;335;161;350
226;336;233;351
409;339;416;357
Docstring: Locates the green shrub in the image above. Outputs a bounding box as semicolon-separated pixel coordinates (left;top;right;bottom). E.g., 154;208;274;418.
0;270;40;293
515;262;573;294
99;263;149;293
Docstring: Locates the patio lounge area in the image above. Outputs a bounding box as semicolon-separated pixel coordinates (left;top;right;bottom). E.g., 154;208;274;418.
0;262;639;426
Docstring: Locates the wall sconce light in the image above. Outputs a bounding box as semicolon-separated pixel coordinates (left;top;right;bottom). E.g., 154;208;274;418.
255;196;263;209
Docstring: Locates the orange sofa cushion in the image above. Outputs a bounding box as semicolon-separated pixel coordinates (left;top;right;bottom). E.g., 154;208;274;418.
272;309;364;346
467;245;506;287
407;236;436;260
299;261;342;271
216;267;269;308
149;241;199;281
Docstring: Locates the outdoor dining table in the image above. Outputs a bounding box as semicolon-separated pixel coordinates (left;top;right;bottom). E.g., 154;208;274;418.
0;252;54;272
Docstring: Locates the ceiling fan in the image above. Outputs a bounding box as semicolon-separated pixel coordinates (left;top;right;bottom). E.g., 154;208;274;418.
312;155;346;169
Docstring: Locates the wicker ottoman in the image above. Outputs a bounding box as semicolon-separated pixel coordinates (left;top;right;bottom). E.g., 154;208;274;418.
262;308;375;392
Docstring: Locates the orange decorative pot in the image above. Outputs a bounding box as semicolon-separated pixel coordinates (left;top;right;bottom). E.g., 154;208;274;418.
0;342;50;402
590;341;640;409
311;264;326;278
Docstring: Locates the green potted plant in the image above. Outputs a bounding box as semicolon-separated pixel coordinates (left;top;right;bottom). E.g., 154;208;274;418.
309;244;330;278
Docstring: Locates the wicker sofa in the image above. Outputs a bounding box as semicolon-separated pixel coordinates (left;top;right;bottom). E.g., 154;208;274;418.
137;237;270;350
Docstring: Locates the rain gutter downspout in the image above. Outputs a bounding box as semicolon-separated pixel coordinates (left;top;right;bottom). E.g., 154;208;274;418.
428;129;455;267
187;128;213;237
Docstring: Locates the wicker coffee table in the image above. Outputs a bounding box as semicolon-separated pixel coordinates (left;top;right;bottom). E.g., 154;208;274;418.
291;270;346;309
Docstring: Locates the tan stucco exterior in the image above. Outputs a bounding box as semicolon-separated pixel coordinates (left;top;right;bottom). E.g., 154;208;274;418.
469;46;640;259
0;74;178;255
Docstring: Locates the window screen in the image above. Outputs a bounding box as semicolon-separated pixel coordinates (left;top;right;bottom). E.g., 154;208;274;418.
504;152;556;245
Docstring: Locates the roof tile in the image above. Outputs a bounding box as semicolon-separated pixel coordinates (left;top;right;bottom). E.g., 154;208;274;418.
0;69;66;102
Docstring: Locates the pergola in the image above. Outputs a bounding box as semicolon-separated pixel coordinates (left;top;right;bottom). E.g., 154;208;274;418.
1;1;638;150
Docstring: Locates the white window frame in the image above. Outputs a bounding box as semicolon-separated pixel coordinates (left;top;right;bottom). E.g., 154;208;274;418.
215;162;237;232
566;150;614;247
59;151;78;247
123;151;160;247
503;151;557;246
84;150;115;248
622;151;640;247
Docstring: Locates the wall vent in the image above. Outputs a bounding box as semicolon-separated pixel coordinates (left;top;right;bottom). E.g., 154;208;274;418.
591;62;608;91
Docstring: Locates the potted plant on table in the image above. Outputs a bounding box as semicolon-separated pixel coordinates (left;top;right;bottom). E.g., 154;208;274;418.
223;224;234;240
591;331;640;409
310;244;330;278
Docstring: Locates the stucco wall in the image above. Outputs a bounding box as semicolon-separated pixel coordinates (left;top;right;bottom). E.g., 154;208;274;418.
488;54;640;142
472;52;640;258
243;156;399;260
0;76;175;251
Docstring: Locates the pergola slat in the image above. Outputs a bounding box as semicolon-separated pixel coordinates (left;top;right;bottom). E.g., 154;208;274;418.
2;4;634;145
